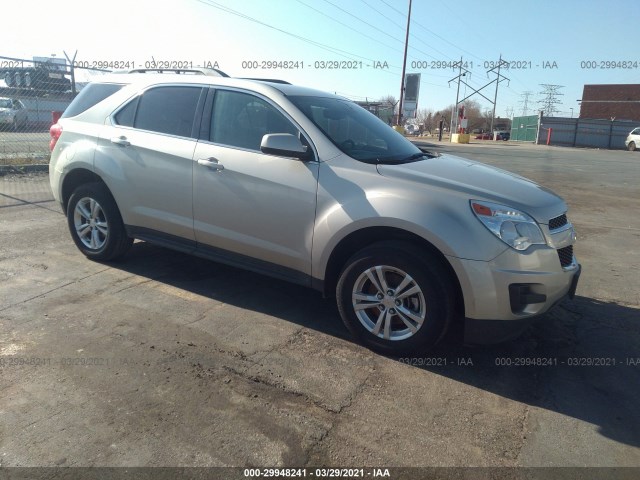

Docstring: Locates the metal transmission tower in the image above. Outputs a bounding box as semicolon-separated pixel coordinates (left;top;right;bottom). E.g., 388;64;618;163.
488;56;510;133
447;55;509;137
447;57;471;135
538;84;564;117
519;91;533;116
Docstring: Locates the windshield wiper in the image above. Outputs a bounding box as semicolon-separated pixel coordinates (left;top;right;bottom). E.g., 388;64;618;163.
372;152;431;164
398;152;428;162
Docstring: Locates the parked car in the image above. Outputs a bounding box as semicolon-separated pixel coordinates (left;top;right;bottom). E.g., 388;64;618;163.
49;72;580;355
404;123;419;136
625;127;640;151
475;132;492;140
0;97;28;130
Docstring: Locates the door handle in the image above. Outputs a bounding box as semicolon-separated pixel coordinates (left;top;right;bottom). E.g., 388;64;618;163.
110;136;130;147
197;157;224;171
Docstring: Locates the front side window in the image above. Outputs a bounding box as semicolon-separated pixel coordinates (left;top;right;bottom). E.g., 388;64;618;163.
289;95;424;164
133;86;202;137
210;90;298;150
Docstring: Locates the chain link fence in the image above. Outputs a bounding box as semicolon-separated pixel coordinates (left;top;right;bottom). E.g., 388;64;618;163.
0;56;110;166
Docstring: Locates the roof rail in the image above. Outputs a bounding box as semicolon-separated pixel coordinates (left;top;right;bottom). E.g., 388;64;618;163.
117;67;229;77
240;78;292;84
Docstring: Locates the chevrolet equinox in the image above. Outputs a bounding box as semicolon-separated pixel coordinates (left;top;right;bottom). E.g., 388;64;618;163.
49;71;581;355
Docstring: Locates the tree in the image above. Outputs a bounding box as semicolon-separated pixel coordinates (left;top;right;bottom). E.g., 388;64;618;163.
439;100;493;132
415;108;434;133
379;95;399;113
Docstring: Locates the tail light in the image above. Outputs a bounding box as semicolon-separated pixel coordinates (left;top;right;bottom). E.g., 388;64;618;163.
50;123;62;151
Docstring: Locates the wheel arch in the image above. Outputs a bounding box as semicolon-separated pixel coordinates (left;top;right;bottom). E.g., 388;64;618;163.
61;168;107;213
321;226;464;316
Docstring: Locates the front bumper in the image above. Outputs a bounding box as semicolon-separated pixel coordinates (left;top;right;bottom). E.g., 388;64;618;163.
463;263;581;344
447;243;581;343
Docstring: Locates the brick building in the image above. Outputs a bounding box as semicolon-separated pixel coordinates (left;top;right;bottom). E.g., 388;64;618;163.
580;84;640;121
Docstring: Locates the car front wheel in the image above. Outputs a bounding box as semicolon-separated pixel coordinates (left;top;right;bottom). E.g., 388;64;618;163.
336;242;455;356
66;183;132;261
628;141;636;151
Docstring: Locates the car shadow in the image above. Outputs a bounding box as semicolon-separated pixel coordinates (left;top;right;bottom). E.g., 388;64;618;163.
111;242;640;448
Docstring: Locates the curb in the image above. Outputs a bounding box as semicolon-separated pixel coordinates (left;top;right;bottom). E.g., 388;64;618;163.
0;164;49;176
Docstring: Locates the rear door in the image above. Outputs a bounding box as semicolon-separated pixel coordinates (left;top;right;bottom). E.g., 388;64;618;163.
95;85;206;241
192;88;319;281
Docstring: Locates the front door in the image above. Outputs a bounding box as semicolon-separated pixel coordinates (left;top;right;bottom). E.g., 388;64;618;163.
193;88;319;281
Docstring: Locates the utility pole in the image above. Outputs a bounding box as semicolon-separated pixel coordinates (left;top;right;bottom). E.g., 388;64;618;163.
448;57;470;140
397;0;412;126
63;50;78;94
489;55;509;134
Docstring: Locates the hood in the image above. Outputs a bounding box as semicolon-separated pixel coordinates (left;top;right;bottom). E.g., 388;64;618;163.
376;153;566;223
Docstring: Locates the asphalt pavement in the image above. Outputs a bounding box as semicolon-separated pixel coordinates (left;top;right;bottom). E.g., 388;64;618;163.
0;142;638;474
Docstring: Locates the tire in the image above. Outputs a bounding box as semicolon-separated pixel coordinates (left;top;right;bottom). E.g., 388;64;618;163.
628;141;636;152
66;183;132;261
336;241;455;356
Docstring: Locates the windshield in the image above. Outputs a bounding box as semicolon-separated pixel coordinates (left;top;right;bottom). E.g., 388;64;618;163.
0;99;12;108
288;95;423;164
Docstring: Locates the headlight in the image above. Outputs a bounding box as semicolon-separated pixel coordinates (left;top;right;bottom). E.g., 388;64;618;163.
470;200;546;251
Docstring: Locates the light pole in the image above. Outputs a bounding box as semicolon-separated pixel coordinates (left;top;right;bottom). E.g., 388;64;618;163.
397;0;412;126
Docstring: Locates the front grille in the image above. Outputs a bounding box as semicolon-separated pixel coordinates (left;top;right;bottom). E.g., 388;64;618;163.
557;245;574;268
549;214;568;230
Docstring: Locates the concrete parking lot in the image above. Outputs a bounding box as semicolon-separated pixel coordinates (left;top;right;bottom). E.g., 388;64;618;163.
0;142;639;473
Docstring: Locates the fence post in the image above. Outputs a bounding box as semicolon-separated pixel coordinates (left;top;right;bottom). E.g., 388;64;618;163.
572;119;579;147
535;111;543;144
608;119;614;149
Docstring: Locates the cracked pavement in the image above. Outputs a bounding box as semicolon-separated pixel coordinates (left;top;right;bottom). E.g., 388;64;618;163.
0;143;639;468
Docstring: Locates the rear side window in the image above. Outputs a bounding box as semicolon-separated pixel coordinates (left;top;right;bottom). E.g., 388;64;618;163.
62;83;124;118
134;86;202;137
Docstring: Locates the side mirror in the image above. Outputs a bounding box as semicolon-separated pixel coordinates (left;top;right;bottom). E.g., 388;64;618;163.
260;133;310;160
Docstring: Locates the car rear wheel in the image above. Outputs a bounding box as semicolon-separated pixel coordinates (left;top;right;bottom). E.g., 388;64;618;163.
628;141;636;151
67;183;132;261
336;241;455;356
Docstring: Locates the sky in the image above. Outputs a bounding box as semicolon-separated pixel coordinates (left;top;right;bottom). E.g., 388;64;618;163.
2;0;639;120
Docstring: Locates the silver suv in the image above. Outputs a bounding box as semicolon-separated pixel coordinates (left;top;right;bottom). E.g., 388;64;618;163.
49;72;581;355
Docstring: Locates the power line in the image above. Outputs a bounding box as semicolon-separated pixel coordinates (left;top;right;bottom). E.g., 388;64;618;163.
359;0;406;30
378;0;404;17
379;0;481;61
321;0;446;62
295;0;401;65
196;0;389;66
320;0;405;45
